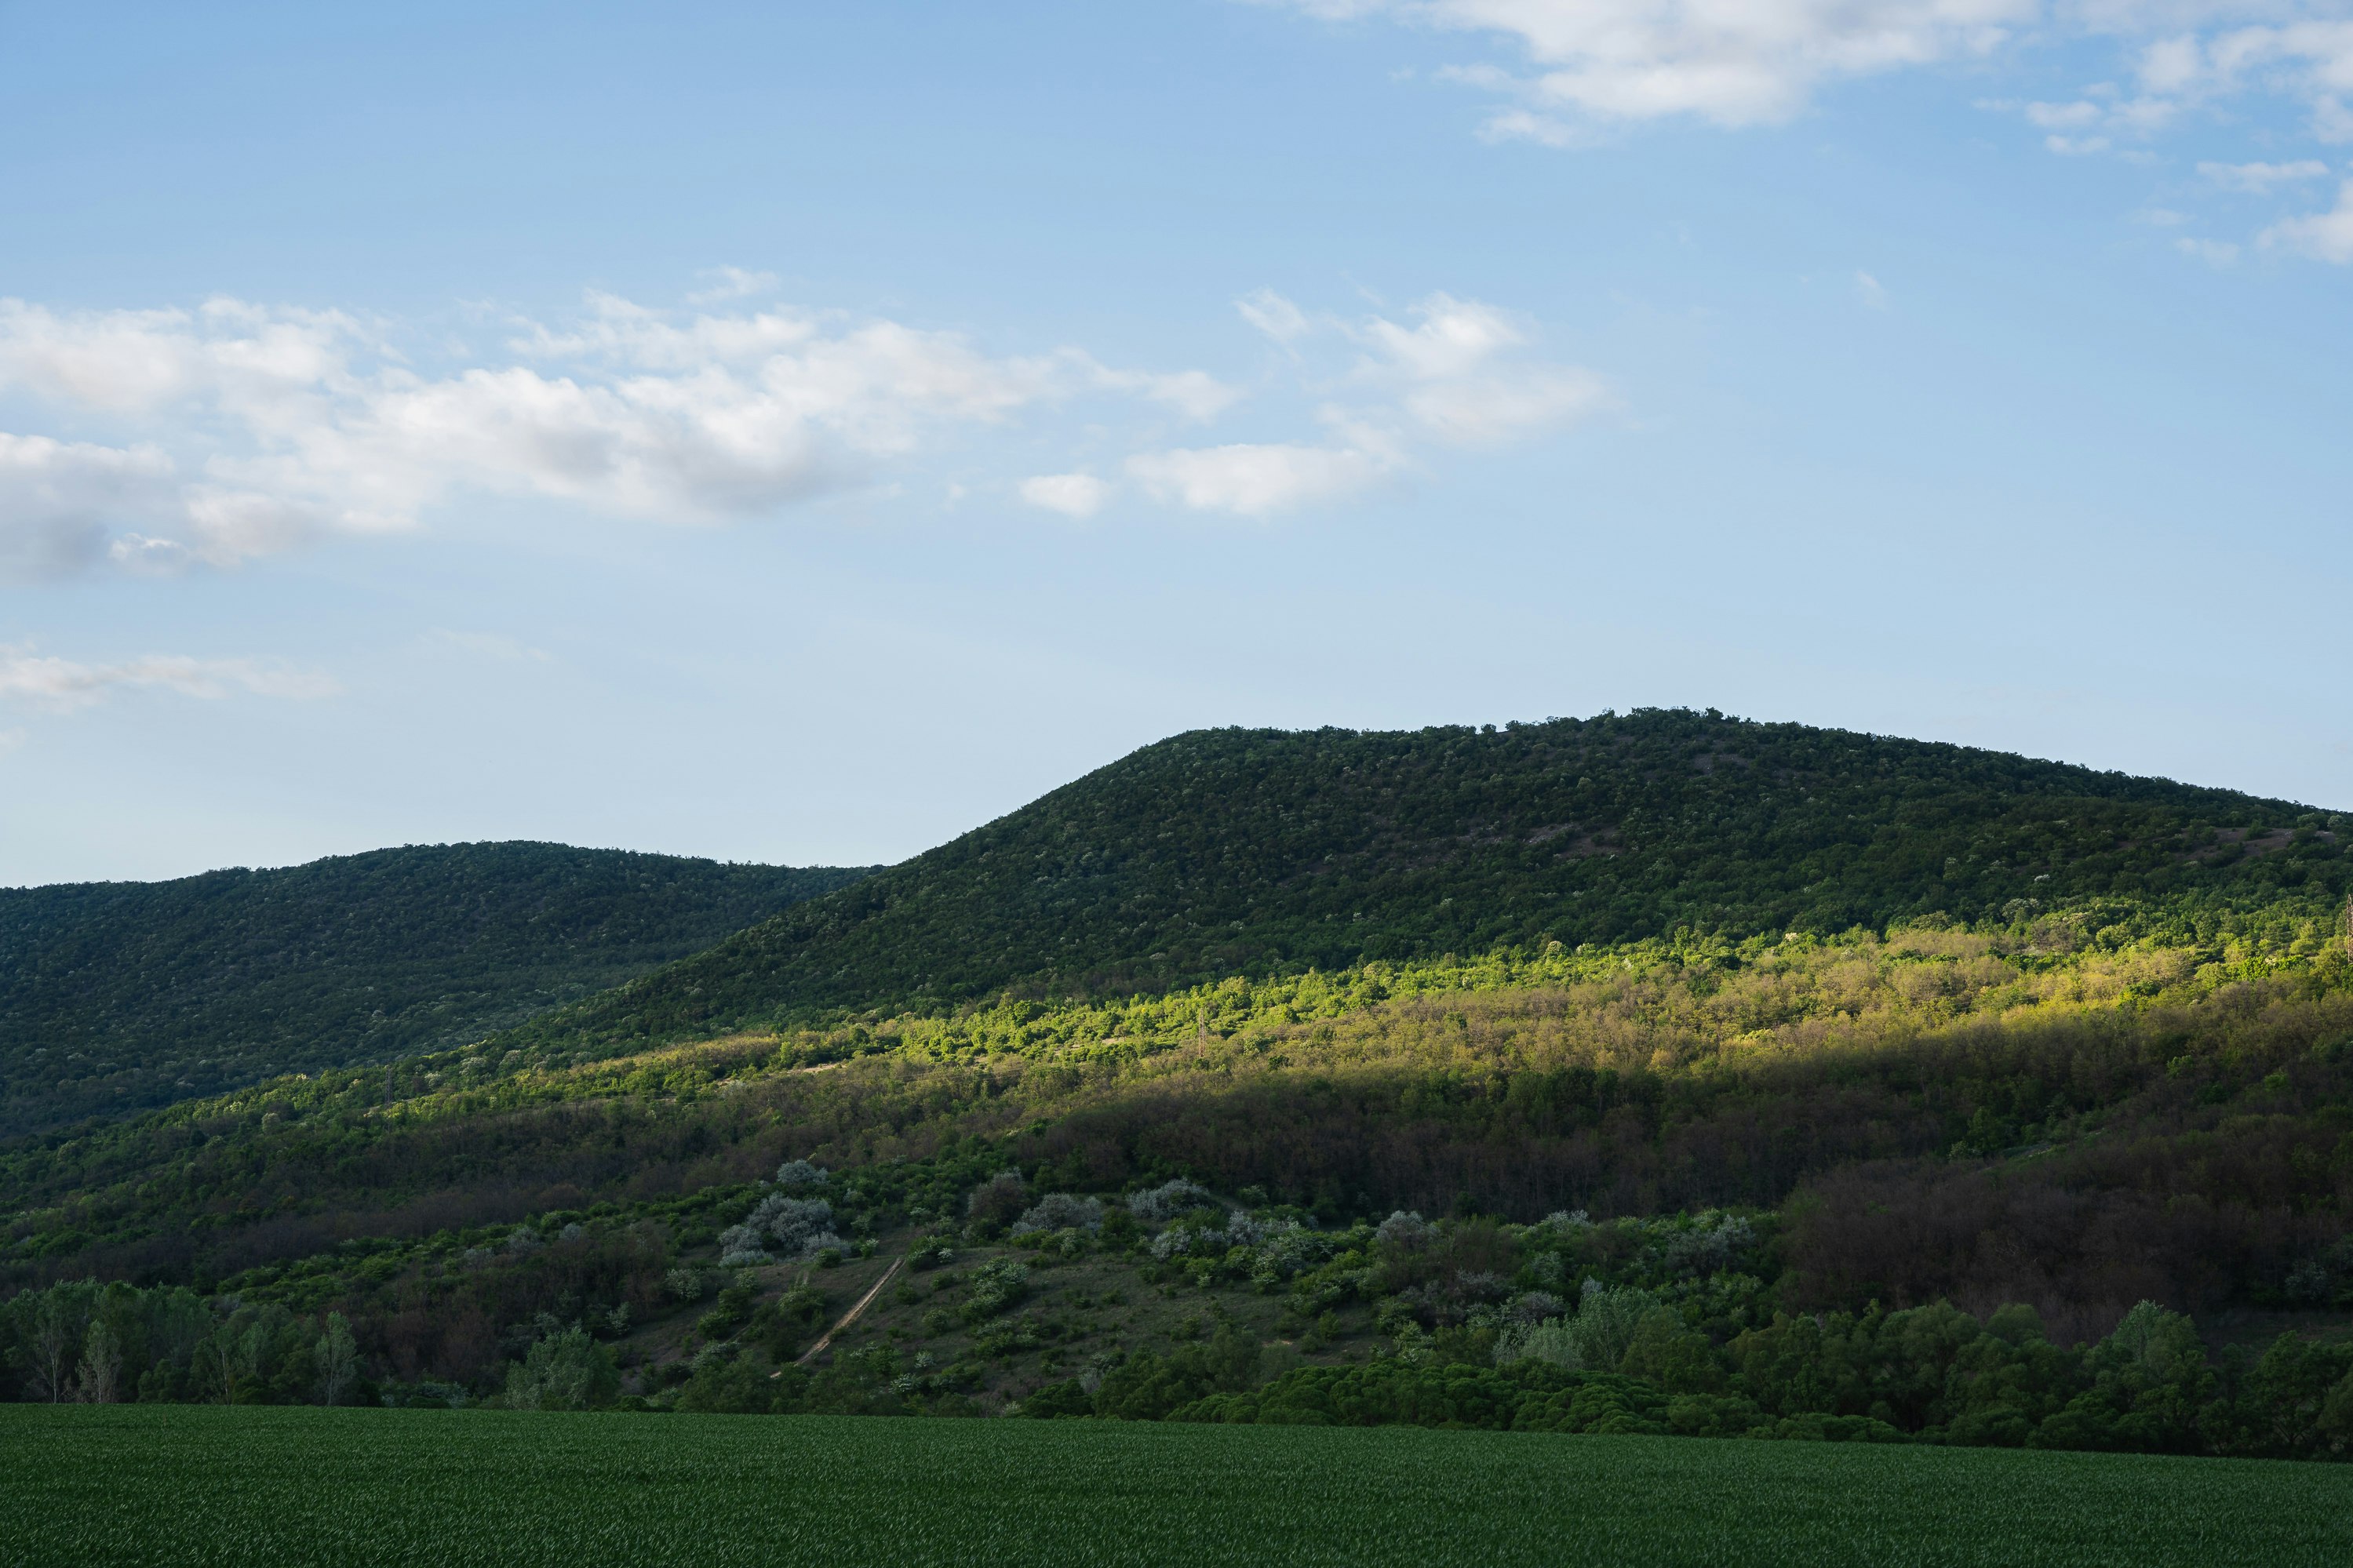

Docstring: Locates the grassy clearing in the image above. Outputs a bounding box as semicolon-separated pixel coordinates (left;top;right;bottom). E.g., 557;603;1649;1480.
5;1406;2348;1568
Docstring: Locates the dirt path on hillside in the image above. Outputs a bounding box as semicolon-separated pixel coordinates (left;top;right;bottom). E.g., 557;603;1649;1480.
794;1255;905;1366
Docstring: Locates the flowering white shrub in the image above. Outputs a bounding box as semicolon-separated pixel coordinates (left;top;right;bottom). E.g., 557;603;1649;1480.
1657;1211;1755;1278
1149;1224;1213;1261
1010;1193;1104;1235
1252;1223;1342;1281
1221;1213;1274;1248
716;1194;847;1265
962;1258;1031;1321
1374;1211;1433;1251
1127;1178;1215;1223
1509;1290;1564;1325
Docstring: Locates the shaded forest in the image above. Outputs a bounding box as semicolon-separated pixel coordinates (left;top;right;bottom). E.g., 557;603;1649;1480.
0;842;872;1133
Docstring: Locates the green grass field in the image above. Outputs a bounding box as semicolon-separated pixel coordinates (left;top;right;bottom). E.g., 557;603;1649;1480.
4;1408;2349;1567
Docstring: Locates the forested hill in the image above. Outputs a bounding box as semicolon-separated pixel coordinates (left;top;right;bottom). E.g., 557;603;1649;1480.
512;709;2349;1052
0;843;873;1134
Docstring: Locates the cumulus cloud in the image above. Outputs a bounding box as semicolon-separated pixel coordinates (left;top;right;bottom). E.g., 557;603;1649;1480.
0;291;1240;573
0;283;1604;545
2263;176;2353;258
1018;472;1111;518
0;644;339;711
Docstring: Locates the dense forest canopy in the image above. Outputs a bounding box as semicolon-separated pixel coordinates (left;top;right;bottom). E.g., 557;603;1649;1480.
511;709;2348;1055
0;843;873;1135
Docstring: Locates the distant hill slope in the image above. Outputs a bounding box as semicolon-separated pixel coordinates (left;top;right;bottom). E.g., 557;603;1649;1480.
0;843;874;1134
511;710;2348;1053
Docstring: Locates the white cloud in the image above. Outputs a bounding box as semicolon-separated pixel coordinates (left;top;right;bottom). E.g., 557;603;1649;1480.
2198;157;2332;188
0;282;1598;549
1018;473;1111;518
1126;442;1392;515
2262;175;2353;258
1476;107;1594;146
1237;289;1313;344
0;290;1238;573
0;644;339;711
1351;293;1610;445
1855;271;1892;308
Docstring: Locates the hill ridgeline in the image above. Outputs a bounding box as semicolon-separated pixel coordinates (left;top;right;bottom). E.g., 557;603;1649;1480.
511;709;2348;1053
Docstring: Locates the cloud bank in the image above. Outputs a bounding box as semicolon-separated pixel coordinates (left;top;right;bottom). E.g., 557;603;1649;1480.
3;284;1605;555
0;293;1240;577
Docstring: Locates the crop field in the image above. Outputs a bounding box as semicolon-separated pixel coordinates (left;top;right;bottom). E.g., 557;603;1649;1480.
4;1407;2349;1568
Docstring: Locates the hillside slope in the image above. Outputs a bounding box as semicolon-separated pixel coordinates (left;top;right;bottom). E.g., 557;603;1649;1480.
515;709;2348;1052
0;842;873;1134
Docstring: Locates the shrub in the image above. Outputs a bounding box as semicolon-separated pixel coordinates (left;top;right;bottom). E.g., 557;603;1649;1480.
1375;1212;1433;1253
718;1195;848;1265
1657;1212;1757;1279
1495;1316;1582;1371
960;1260;1031;1324
966;1172;1029;1233
1011;1194;1104;1235
1128;1179;1217;1224
699;1281;758;1341
773;1159;829;1189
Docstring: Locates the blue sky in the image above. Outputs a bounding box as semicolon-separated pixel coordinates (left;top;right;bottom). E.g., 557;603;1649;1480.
2;1;2349;884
